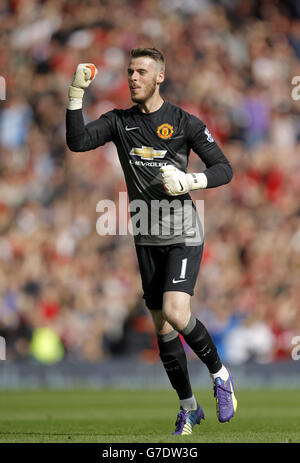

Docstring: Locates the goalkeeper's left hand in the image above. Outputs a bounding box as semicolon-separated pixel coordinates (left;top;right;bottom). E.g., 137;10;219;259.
160;165;207;196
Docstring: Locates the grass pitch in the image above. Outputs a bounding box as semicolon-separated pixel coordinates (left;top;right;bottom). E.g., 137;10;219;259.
0;388;299;443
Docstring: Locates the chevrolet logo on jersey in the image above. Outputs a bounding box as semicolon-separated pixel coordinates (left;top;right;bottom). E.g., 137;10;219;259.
130;146;167;160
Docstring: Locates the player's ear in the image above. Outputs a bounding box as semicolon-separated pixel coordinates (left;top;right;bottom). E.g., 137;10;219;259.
157;70;164;84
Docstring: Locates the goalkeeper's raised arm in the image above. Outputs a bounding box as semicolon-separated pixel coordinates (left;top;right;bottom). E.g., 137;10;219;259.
66;63;115;152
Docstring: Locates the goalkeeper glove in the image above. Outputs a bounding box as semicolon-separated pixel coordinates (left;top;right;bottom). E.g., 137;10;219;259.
68;63;98;110
160;165;207;196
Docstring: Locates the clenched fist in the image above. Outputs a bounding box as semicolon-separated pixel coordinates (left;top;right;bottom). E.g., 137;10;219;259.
160;165;190;196
68;63;98;100
160;165;207;196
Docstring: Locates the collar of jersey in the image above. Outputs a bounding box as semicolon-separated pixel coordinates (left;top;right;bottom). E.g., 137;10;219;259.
135;100;166;116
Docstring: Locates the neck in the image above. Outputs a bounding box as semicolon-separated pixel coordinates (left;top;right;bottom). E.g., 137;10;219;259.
138;93;164;114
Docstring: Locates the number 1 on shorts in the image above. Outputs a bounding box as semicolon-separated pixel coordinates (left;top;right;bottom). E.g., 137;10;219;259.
180;258;188;279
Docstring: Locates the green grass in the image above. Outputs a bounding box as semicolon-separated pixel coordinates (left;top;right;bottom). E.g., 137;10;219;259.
0;389;299;443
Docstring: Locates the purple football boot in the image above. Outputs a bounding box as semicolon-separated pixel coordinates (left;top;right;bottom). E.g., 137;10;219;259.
172;404;205;435
213;369;237;423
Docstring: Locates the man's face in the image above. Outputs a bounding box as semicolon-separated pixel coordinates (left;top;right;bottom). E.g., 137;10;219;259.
127;56;164;103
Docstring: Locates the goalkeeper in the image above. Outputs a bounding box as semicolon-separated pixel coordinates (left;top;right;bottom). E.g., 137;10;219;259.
66;48;237;436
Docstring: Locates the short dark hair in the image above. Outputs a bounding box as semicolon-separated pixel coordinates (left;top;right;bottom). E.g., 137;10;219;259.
130;47;165;70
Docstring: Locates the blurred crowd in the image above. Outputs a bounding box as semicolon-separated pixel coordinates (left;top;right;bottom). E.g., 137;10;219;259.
0;0;300;365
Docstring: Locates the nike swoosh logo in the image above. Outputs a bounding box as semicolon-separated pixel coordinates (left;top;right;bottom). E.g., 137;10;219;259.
172;278;187;284
125;126;140;131
178;180;184;191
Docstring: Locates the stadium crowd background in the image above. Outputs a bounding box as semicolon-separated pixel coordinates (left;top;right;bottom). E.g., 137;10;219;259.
0;0;300;366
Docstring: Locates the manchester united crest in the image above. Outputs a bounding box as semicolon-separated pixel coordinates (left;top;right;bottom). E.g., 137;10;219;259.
157;123;174;140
